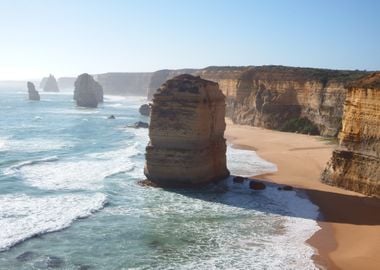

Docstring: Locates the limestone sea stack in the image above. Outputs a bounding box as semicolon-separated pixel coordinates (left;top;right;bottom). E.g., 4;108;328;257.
322;72;380;197
144;74;229;186
74;73;104;108
43;74;60;92
27;81;40;101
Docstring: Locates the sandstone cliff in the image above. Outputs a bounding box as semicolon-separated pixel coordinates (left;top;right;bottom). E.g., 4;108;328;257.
27;81;40;101
95;72;152;96
147;69;197;100
231;66;367;136
43;74;60;92
57;77;76;90
146;67;248;102
74;73;104;108
144;74;229;186
322;73;380;197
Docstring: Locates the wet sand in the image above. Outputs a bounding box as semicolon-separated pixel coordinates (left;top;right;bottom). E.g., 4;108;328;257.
225;121;380;270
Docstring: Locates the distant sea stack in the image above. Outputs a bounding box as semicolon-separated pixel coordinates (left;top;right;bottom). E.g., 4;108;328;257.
322;72;380;197
27;82;40;101
74;73;104;108
43;75;60;92
144;74;229;186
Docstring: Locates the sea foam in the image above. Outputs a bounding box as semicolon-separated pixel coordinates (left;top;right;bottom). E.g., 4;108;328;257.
0;193;106;252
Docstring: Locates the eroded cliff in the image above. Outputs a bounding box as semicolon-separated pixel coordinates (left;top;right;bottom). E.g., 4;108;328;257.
231;66;367;136
144;74;229;186
95;72;152;96
322;73;380;197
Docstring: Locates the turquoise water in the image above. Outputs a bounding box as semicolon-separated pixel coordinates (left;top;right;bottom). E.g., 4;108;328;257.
0;89;319;269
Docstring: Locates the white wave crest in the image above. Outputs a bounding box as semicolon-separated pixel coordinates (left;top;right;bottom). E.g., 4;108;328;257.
0;193;106;251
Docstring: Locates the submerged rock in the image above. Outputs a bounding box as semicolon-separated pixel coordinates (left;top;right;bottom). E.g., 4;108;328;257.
74;73;104;108
134;121;149;128
27;82;40;101
43;75;59;92
233;176;245;183
144;74;229;187
139;104;151;116
16;251;36;262
278;185;294;191
108;115;116;119
249;180;266;190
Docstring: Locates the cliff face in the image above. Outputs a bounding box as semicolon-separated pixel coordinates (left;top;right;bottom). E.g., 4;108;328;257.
322;73;380;197
57;77;76;90
74;73;104;108
95;72;152;96
144;74;229;186
231;66;367;136
147;69;197;100
43;75;59;92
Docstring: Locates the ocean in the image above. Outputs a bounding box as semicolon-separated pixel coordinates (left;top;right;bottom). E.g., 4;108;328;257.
0;89;320;269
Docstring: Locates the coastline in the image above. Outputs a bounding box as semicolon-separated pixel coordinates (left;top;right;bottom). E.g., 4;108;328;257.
225;120;380;270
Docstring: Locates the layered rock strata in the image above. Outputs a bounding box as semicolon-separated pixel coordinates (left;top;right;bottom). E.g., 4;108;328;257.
144;74;229;186
95;72;152;96
43;74;59;92
74;73;104;108
231;66;367;136
322;73;380;197
27;81;40;101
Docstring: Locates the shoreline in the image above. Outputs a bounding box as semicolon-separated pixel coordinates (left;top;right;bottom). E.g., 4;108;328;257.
225;120;380;270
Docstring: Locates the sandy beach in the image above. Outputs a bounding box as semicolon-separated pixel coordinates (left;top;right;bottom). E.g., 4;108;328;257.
225;120;380;270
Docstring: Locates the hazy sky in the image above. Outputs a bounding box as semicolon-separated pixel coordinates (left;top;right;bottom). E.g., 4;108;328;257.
0;0;379;80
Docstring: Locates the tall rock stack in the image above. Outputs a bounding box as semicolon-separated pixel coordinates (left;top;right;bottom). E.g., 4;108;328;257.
144;74;229;186
74;73;104;108
322;72;380;197
43;74;60;92
27;81;40;101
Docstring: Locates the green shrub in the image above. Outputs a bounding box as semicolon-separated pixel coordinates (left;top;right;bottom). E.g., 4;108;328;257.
281;117;320;135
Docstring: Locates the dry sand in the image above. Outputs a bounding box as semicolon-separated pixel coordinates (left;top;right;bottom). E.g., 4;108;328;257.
225;120;380;270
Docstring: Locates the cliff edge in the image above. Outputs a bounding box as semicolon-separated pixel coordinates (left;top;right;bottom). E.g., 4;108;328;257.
322;72;380;197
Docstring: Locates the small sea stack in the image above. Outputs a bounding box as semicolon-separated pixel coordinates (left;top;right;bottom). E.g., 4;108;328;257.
144;74;229;187
43;74;60;92
73;73;104;108
27;81;40;101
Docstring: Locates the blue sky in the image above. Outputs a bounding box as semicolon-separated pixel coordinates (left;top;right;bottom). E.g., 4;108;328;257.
0;0;379;79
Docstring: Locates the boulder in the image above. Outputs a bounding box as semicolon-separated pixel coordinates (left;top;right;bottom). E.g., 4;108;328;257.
249;180;266;190
27;82;40;100
73;73;104;108
139;104;151;116
43;74;59;92
144;74;229;186
134;121;149;128
233;176;245;183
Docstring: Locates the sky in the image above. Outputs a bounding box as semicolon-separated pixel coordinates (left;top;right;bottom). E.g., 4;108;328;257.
0;0;379;80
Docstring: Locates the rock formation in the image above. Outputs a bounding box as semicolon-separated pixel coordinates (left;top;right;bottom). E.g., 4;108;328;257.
95;72;152;96
139;104;151;116
322;72;380;197
27;82;40;101
73;73;104;108
57;77;76;90
144;74;229;186
43;75;60;92
231;66;368;136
